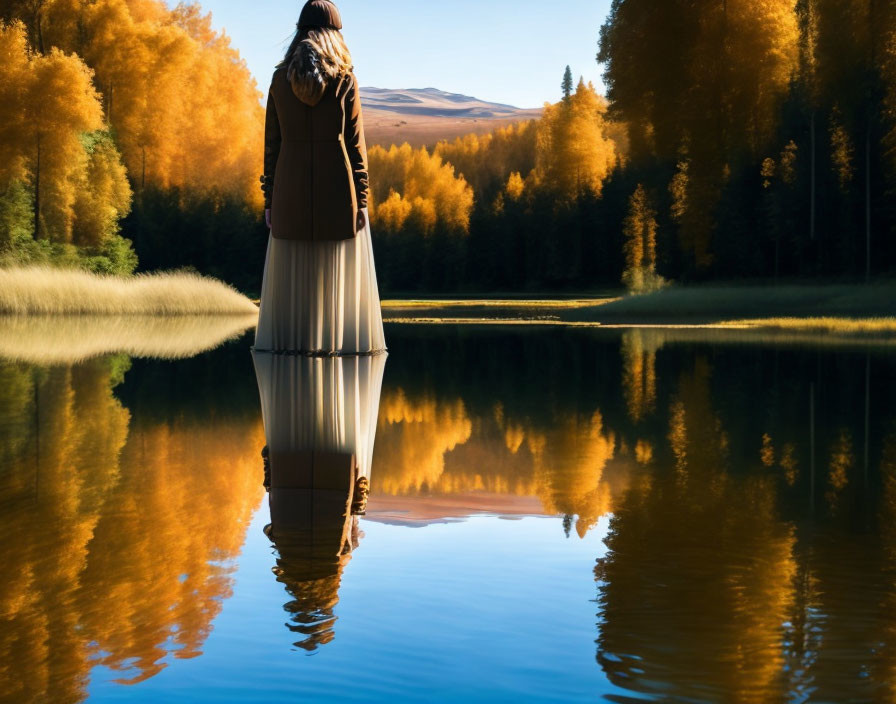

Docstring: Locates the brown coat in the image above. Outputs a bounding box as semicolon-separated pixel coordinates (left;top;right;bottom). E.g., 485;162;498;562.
264;67;369;241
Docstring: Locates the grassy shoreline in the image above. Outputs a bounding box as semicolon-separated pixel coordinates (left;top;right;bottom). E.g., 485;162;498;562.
0;266;258;315
5;269;895;338
382;283;896;336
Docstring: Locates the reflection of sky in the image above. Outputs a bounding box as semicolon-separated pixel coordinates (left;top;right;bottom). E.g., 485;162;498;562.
89;509;626;702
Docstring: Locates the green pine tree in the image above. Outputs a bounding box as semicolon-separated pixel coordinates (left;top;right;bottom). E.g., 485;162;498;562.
561;65;574;99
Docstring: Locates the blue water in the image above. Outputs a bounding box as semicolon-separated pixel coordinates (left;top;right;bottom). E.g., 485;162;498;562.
87;511;624;703
3;324;895;702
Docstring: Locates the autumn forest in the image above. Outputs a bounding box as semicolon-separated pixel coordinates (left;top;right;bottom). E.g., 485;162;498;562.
1;0;895;293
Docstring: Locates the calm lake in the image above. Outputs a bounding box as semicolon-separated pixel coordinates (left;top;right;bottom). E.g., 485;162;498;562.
1;322;895;702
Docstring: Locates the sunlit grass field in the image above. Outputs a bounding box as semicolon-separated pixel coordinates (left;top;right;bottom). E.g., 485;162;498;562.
0;266;258;315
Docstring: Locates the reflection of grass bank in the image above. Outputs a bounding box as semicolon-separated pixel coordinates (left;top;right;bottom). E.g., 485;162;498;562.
0;314;258;363
382;298;618;309
719;317;896;336
382;284;896;338
574;284;896;322
0;267;258;315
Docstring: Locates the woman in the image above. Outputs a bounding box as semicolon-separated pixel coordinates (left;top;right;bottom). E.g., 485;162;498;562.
256;0;386;355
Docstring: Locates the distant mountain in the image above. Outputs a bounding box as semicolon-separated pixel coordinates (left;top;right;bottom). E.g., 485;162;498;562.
360;87;543;148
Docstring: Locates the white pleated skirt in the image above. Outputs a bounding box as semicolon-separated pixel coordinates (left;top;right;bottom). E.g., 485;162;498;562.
252;352;387;480
255;208;386;354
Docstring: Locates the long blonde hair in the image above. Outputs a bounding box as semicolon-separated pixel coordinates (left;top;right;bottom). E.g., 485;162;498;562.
279;27;353;105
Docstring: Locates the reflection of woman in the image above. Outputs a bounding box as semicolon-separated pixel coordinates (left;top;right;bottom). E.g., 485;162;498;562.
256;0;386;355
253;351;386;651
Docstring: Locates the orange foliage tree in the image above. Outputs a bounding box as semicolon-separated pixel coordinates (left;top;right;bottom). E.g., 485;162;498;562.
369;143;473;235
0;20;132;250
0;0;266;277
532;79;617;199
22;0;265;205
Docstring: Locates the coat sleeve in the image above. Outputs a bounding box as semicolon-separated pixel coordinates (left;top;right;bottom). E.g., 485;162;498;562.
343;74;369;209
261;85;281;210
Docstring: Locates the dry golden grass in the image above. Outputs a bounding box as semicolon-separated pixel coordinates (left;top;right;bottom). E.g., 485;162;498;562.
0;313;258;363
0;266;258;315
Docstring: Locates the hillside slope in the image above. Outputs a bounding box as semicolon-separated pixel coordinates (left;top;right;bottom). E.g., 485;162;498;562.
361;87;542;148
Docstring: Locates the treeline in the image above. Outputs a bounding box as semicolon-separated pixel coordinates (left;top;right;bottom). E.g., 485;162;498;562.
600;0;896;281
0;0;266;282
5;0;895;293
370;79;631;292
371;0;896;291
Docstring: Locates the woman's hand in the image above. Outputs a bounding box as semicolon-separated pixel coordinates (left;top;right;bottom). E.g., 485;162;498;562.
265;209;272;230
356;209;367;232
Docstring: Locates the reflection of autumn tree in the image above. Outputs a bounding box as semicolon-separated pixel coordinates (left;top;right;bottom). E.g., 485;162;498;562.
508;411;615;538
0;359;129;704
374;386;617;535
780;421;896;701
0;359;263;702
375;388;472;494
877;424;896;697
80;416;264;683
619;330;661;422
437;402;538;496
824;429;853;511
597;355;797;701
597;341;896;701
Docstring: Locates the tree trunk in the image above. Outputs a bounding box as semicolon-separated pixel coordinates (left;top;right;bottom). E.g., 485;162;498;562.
865;121;871;282
33;134;41;239
35;8;44;54
866;0;875;282
810;111;816;243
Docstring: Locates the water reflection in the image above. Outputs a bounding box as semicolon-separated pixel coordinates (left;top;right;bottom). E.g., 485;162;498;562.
0;314;257;364
593;334;896;702
597;350;798;700
368;330;633;529
1;323;895;700
0;352;263;703
372;326;896;700
253;353;386;652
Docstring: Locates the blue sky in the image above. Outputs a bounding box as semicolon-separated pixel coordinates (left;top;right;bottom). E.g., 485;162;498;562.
174;0;614;108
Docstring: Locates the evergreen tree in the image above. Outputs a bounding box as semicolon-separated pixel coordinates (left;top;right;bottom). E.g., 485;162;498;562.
562;65;574;100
